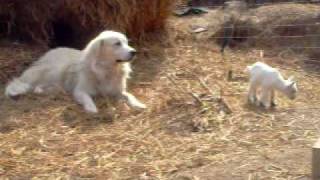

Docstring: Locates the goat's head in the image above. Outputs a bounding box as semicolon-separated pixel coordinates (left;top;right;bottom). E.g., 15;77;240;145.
284;76;298;100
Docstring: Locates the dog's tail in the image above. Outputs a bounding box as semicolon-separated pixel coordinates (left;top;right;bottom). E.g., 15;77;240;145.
5;78;31;98
246;65;253;73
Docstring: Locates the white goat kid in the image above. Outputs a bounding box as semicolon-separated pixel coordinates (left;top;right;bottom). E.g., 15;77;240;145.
247;62;297;108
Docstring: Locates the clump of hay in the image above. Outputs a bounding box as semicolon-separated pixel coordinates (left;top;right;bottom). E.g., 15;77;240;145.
0;0;173;47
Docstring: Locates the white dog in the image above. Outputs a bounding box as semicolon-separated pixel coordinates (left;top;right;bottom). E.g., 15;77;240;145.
5;30;146;113
247;62;297;108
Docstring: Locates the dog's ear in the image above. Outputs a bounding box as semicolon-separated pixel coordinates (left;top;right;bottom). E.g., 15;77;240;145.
97;40;105;57
90;59;99;74
99;40;104;50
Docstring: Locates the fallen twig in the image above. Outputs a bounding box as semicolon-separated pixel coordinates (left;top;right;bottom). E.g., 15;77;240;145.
166;74;203;106
198;77;232;114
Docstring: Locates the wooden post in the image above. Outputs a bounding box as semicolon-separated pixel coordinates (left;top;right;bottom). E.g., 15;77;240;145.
313;138;320;180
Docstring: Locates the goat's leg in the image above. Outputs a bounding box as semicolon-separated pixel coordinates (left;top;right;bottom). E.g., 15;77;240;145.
270;89;276;107
259;87;271;109
248;83;258;104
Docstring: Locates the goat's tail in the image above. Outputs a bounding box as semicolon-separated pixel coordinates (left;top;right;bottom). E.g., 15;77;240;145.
5;78;31;98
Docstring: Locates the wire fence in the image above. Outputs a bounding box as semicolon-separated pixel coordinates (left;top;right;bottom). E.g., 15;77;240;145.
222;22;320;29
213;34;320;39
178;0;320;8
176;1;320;77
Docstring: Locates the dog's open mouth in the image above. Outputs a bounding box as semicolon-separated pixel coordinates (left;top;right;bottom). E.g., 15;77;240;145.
116;59;133;63
116;59;129;63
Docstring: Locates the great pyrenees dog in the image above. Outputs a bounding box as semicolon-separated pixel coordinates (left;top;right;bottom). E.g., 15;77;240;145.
5;30;146;113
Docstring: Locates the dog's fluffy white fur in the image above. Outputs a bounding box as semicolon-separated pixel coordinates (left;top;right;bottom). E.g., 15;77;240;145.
5;30;146;113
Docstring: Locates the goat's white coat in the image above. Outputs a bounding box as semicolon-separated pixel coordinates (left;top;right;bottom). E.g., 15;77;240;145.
247;62;297;108
5;31;146;113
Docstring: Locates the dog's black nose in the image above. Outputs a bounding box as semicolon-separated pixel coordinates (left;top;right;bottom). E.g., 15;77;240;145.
130;50;137;57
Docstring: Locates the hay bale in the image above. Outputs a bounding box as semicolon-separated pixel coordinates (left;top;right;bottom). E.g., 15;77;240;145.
0;0;173;47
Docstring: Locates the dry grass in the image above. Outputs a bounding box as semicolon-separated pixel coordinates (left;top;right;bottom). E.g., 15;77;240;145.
0;0;172;46
1;3;320;180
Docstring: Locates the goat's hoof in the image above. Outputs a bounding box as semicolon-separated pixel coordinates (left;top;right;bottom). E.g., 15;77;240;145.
271;102;276;107
259;102;270;109
248;97;256;104
259;102;265;108
8;94;20;101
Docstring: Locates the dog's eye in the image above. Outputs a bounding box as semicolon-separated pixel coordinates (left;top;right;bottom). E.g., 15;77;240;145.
114;41;121;46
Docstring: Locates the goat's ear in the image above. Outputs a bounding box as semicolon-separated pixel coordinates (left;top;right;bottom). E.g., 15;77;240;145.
288;75;294;82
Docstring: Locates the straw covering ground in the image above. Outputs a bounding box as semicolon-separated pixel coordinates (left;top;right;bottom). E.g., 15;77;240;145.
0;3;320;180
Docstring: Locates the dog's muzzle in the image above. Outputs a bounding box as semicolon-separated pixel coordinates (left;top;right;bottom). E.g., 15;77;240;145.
116;50;137;63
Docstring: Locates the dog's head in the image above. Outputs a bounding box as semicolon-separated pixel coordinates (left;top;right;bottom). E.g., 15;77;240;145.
92;31;136;64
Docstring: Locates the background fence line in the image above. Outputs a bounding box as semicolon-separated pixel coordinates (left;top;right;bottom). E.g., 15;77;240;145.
212;34;320;39
222;23;320;29
178;0;320;8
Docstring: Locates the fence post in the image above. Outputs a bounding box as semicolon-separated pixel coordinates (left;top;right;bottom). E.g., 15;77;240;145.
313;138;320;180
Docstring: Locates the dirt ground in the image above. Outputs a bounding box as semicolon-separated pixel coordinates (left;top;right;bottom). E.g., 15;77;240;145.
1;6;320;180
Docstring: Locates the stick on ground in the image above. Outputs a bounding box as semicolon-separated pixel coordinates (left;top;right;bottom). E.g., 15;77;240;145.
312;138;320;180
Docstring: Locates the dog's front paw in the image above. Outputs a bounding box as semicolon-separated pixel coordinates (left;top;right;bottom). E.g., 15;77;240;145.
34;86;44;94
132;102;147;110
122;92;147;110
84;105;98;113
